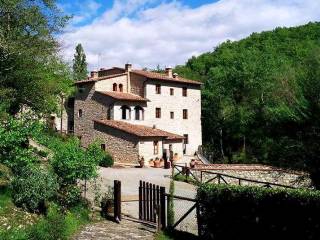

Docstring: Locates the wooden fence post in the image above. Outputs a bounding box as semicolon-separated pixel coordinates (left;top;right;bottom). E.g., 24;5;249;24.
160;186;166;230
114;180;121;222
139;180;142;220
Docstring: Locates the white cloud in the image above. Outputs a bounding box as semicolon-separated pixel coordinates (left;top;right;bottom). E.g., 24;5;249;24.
59;0;320;71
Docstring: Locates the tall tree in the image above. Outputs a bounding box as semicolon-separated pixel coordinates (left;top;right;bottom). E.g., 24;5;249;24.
72;43;88;81
0;0;72;115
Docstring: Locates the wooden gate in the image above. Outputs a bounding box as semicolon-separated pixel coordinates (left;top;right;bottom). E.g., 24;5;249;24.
139;180;166;229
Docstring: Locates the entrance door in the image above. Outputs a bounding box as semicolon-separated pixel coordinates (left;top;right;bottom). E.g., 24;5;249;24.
169;144;173;160
183;134;188;154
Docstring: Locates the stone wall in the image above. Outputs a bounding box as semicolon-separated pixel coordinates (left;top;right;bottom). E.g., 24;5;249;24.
180;164;310;188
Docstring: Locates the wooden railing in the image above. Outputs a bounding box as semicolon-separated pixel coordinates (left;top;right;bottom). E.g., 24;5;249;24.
173;164;296;189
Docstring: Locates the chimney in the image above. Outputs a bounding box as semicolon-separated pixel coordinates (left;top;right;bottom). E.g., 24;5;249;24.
165;67;173;78
173;73;178;79
125;63;132;72
90;71;98;78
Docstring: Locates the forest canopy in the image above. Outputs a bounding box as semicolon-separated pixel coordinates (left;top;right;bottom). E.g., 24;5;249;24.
175;22;320;174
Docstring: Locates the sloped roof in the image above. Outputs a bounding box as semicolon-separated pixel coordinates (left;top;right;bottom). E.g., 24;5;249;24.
131;70;202;85
74;73;127;85
96;91;148;102
94;119;184;140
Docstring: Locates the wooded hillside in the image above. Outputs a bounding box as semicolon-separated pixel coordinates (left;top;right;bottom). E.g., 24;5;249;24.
175;22;320;175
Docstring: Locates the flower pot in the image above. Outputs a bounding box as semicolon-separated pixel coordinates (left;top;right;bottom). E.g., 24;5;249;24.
154;160;161;168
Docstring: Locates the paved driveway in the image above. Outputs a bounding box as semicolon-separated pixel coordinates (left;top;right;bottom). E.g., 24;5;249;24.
90;167;198;235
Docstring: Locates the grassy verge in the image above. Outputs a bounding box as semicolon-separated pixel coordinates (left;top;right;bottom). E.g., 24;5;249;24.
172;173;200;186
0;187;90;240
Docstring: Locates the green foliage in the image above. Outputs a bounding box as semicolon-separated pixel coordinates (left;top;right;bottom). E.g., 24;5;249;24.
0;0;73;115
10;166;58;213
0;117;39;174
99;152;114;167
72;43;88;81
197;184;320;240
58;185;82;209
175;22;320;180
167;170;175;227
51;138;101;185
27;203;89;240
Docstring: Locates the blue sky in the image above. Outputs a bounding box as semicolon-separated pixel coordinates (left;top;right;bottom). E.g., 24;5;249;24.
58;0;320;70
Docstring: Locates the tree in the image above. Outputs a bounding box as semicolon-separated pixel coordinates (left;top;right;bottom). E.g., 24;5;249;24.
0;0;72;115
72;43;88;81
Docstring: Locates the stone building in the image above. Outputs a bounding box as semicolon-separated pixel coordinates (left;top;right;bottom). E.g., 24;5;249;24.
74;64;202;165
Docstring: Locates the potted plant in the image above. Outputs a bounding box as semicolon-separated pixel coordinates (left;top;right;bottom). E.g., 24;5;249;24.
154;157;161;168
172;153;179;165
160;158;165;167
101;186;114;218
148;159;154;167
138;156;145;168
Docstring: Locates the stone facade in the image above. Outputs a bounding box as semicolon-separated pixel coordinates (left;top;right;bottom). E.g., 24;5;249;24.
74;64;202;164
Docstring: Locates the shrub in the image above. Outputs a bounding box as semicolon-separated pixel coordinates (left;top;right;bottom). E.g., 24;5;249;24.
10;166;58;213
99;152;114;167
197;184;320;240
58;185;82;209
27;203;90;240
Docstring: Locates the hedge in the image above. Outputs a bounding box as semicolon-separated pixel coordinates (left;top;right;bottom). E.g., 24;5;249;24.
197;184;320;240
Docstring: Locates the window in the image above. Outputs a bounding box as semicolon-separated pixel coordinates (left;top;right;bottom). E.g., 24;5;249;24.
156;84;161;94
183;134;189;144
113;83;117;91
135;106;144;120
170;112;174;119
121;105;131;120
182;87;187;97
101;144;106;151
153;141;159;155
78;109;83;117
119;84;123;92
155;108;161;118
183;109;188;119
170;88;174;96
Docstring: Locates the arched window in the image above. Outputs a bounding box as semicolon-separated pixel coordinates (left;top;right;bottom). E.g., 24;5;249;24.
134;106;144;120
78;109;83;117
121;105;131;120
119;84;123;92
113;83;117;91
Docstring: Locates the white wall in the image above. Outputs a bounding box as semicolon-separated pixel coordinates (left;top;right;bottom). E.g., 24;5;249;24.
138;140;163;163
144;81;202;155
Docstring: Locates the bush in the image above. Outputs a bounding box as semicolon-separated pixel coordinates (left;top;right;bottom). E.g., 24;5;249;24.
27;203;90;240
99;152;114;167
10;166;58;213
197;184;320;240
58;185;82;209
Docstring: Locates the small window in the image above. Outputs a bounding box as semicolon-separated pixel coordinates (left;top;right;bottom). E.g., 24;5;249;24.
135;106;144;120
78;109;83;117
155;108;161;118
170;112;174;119
184;134;189;144
156;84;161;94
170;88;174;95
119;84;123;92
183;109;188;119
101;144;106;151
153;141;159;155
182;87;187;97
113;83;117;91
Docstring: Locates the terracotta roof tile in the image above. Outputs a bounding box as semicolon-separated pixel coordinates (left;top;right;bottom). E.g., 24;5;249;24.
94;119;184;140
131;70;202;85
96;91;149;102
74;73;127;85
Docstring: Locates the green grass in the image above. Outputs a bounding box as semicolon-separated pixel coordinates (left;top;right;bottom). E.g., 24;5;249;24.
172;174;200;186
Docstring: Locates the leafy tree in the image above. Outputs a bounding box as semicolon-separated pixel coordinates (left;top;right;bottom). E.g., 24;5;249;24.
174;22;320;183
72;43;88;81
0;0;72;115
